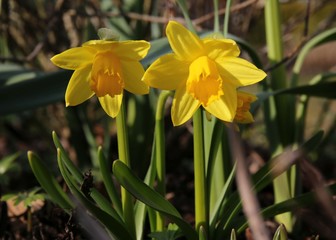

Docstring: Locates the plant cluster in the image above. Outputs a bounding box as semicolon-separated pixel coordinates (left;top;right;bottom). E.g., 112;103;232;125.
1;0;336;239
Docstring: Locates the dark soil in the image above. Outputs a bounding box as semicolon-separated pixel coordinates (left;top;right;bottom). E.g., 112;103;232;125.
0;201;86;240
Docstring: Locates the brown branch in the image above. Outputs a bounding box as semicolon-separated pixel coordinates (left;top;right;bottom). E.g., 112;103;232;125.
0;13;58;64
228;124;270;240
73;0;258;26
1;0;258;64
192;0;258;25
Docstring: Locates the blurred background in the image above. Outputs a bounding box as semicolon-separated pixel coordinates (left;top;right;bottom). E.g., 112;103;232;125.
0;0;336;238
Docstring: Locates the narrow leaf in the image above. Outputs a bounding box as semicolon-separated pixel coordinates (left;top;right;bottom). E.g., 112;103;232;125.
57;150;133;240
278;81;336;99
0;70;71;115
27;151;73;211
291;27;336;86
230;229;237;240
113;160;198;240
272;224;288;240
98;146;123;218
235;183;336;233
301;130;324;152
52;131;82;183
134;138;158;240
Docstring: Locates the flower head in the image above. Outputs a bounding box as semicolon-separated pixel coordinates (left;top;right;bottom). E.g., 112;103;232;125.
234;91;257;124
51;39;150;117
143;21;266;126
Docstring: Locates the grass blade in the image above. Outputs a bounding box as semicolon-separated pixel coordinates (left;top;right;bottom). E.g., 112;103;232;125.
27;151;73;211
113;160;198;240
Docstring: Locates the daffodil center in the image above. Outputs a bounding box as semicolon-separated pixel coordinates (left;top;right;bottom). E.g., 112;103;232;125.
90;51;124;97
186;56;224;106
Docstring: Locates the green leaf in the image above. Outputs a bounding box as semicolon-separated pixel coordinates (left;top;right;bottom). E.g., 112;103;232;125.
0;70;32;82
113;160;198;240
98;147;123;218
1;193;16;201
235;183;336;234
230;229;237;240
291;27;336;86
100;2;134;40
90;188;124;223
134;137;158;240
148;223;183;240
54;134;123;222
0;152;20;174
254;72;336;108
214;149;302;239
209;163;236;231
23;189;46;208
52;131;83;183
176;0;194;32
301;130;324;152
0;63;25;72
272;224;288;240
230;134;335;233
277;81;336;99
198;226;207;240
0;70;71;115
57;150;133;240
27;151;73;211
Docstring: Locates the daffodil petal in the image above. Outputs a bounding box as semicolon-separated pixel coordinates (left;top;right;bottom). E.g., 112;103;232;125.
121;60;149;94
84;40;150;61
236;111;254;124
166;21;205;61
143;54;188;90
237;91;257;103
216;57;266;86
203;38;240;60
204;85;237;122
51;47;96;70
65;65;94;106
113;41;150;60
98;94;123;118
171;86;200;126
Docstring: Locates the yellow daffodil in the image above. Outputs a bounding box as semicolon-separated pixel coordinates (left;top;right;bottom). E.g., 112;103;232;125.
143;21;266;126
51;39;150;117
234;91;257;124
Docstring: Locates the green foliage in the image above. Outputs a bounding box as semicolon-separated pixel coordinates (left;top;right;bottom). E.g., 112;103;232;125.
27;151;73;211
1;1;336;239
148;224;183;240
1;187;46;208
272;224;288;240
0;152;21;186
113;159;198;240
0;69;70;115
27;127;327;239
230;229;237;240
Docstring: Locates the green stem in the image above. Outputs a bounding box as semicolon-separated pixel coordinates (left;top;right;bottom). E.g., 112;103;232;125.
265;0;293;146
155;90;173;231
27;207;32;234
213;0;219;33
204;119;225;213
223;0;232;37
193;108;208;235
176;0;195;32
265;0;294;232
116;101;135;238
